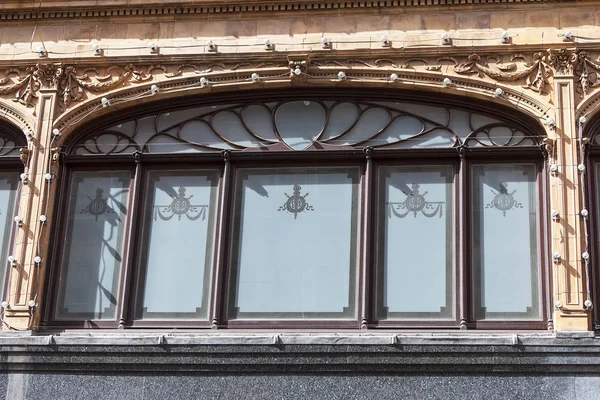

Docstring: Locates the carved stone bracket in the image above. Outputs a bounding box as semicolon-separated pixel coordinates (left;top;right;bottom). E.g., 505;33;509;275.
288;54;310;84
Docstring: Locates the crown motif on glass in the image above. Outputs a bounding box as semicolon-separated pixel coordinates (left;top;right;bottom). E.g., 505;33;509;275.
278;184;314;219
81;188;116;221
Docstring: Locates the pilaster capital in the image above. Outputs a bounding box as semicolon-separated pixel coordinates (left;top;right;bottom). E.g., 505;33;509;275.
547;48;578;77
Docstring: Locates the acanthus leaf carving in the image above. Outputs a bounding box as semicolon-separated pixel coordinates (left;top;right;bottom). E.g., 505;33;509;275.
575;51;600;97
547;48;578;76
0;66;39;107
0;63;65;107
454;53;552;94
0;68;35;104
57;64;153;111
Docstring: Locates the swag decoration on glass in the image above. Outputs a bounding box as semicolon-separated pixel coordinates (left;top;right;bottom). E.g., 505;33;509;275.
485;181;523;217
153;186;209;221
387;183;444;219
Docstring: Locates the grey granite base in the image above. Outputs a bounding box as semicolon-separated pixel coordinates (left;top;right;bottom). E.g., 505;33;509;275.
4;373;600;400
0;333;599;399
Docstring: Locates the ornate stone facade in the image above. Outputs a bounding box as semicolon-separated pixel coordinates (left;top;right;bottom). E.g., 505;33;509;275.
2;2;600;398
0;0;597;333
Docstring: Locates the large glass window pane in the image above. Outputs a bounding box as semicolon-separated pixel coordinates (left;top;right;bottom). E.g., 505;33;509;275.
134;170;219;320
229;167;360;319
56;171;130;320
378;166;454;320
472;164;540;320
0;173;19;298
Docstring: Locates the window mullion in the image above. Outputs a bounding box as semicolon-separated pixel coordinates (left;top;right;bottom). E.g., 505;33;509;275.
458;150;468;330
210;150;232;328
360;147;373;329
117;155;143;328
541;161;553;330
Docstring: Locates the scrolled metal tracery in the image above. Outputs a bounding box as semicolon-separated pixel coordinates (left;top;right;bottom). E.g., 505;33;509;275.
69;99;542;155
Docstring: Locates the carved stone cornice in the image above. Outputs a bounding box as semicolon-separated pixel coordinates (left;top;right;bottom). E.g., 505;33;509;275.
0;0;568;23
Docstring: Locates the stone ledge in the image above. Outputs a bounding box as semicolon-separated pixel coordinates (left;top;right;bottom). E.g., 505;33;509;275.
0;332;596;374
0;331;592;347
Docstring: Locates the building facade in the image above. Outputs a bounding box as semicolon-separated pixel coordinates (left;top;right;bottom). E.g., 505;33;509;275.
0;0;599;398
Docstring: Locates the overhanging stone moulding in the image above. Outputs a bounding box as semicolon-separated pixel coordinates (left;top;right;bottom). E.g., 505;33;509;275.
0;0;571;23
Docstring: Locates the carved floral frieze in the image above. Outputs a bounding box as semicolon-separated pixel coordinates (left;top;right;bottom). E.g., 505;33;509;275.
0;63;153;109
1;48;600;113
453;53;552;94
58;64;152;110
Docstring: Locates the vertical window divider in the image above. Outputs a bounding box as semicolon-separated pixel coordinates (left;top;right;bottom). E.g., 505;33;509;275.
117;152;143;328
210;150;231;329
587;158;599;330
541;153;553;330
457;146;468;330
43;165;75;327
41;162;69;327
360;147;373;329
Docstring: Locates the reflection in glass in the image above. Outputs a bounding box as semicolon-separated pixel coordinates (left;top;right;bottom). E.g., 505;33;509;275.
229;167;359;319
378;166;454;320
56;171;130;320
0;173;19;298
135;171;218;320
472;164;540;320
274;101;326;150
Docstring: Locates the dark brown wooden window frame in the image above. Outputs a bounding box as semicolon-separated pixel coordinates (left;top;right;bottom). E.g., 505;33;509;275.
41;89;551;331
583;121;600;332
0;121;28;306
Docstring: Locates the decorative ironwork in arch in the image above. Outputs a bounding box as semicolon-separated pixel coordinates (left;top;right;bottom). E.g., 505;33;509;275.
68;99;543;155
0;120;27;158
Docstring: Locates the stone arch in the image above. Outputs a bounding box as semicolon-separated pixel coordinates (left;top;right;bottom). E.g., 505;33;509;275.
52;67;552;146
0;100;34;142
61;87;547;156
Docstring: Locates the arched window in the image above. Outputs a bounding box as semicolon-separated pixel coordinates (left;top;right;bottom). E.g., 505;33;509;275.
584;119;600;330
45;91;549;329
0;121;26;302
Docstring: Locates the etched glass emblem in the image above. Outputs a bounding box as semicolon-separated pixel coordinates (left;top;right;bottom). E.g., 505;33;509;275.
387;183;444;218
486;182;523;216
80;188;116;221
153;186;208;221
278;184;314;219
